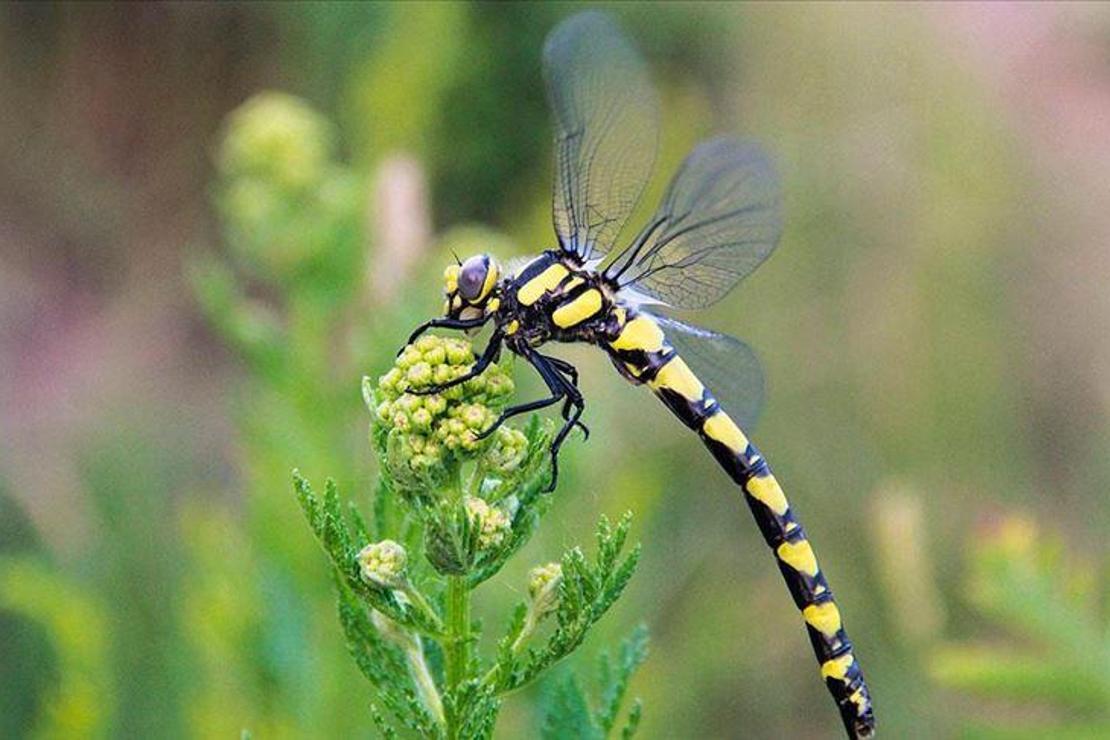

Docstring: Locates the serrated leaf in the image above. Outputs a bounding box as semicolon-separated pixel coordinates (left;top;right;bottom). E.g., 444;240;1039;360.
621;699;643;739
541;674;602;740
596;625;649;733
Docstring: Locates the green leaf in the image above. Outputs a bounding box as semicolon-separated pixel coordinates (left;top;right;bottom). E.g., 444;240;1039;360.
541;674;602;740
930;645;1108;711
509;513;642;693
620;699;643;740
595;625;649;734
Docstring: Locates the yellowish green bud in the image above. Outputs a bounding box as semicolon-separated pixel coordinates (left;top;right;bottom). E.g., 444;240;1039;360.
487;426;528;474
445;341;471;365
357;540;408;589
422;345;446;366
219;92;334;192
406;362;433;388
464;496;511;550
527;562;563;618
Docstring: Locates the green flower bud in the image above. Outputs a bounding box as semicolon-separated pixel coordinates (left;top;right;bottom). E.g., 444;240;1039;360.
422;345;446;366
357;540;408;589
219;92;334;192
527;562;563;619
445;342;471;366
370;334;517;500
462;404;488;431
464;496;510;550
424;395;447;415
411;408;433;432
433;364;454;386
406;362;433;388
487;426;528;475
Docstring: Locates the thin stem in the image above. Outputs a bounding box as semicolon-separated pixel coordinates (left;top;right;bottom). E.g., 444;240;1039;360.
406;639;446;728
479;607;540;691
510;612;539;655
369;609;446;730
402;582;445;635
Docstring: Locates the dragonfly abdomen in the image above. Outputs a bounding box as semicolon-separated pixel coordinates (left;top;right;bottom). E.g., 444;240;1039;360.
605;309;876;738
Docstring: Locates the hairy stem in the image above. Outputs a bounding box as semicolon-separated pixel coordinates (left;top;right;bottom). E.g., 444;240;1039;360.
406;639;446;728
445;574;470;738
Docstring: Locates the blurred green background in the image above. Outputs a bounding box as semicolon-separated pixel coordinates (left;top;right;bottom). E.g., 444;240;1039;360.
2;2;1108;738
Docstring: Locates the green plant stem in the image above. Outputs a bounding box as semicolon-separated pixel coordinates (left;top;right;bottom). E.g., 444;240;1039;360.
402;582;445;635
445;574;470;737
478;609;539;693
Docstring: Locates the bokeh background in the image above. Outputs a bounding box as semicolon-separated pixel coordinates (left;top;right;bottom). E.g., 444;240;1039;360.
2;2;1109;738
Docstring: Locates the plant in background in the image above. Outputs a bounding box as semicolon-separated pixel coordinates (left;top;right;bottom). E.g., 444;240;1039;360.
294;334;646;738
929;515;1110;737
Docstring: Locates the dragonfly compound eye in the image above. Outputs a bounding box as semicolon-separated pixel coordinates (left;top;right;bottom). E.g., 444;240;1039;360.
457;254;496;303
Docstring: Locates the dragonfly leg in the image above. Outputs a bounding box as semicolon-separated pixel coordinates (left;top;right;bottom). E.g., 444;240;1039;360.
473;382;564;441
547;356;589;440
408;330;503;396
551;388;585;457
400;314;490;354
530;353;587;491
473;349;587;491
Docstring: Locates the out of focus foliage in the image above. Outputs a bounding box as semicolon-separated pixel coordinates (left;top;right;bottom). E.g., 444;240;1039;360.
930;516;1110;738
2;3;1108;739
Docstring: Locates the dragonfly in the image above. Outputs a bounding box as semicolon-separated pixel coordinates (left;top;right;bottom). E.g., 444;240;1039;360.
403;11;875;738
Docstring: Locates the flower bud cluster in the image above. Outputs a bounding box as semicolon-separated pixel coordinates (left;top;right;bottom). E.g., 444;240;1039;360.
372;335;514;483
464;496;511;550
214;92;357;282
357;540;408;589
484;426;528;476
219;92;334;193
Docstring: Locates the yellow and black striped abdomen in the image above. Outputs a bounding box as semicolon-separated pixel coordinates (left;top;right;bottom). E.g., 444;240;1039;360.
605;308;876;738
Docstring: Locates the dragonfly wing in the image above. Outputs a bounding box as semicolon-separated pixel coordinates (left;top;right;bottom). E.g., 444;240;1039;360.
609;138;781;309
649;313;765;429
543;11;660;263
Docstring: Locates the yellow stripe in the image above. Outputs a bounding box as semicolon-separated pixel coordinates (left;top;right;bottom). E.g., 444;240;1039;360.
747;474;789;516
647;356;704;401
702;412;749;453
776;538;819;577
821;653;854;681
562;275;585;292
610;315;665;353
479;259;499;300
517;263;568;306
803;601;842;636
552;289;603;328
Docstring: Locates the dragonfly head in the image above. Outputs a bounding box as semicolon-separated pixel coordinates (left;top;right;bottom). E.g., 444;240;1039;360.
442;253;501;320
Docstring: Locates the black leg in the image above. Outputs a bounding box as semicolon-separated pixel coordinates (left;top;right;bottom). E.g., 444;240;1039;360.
472;348;590;492
401;314;490;354
546;356;579;386
547;356;589;440
530;352;588;492
408;331;503;396
474;389;564;440
473;347;567;440
550;381;585;457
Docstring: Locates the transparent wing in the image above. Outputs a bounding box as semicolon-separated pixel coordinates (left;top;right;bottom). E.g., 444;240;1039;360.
608;138;781;309
651;313;765;429
543;11;660;262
